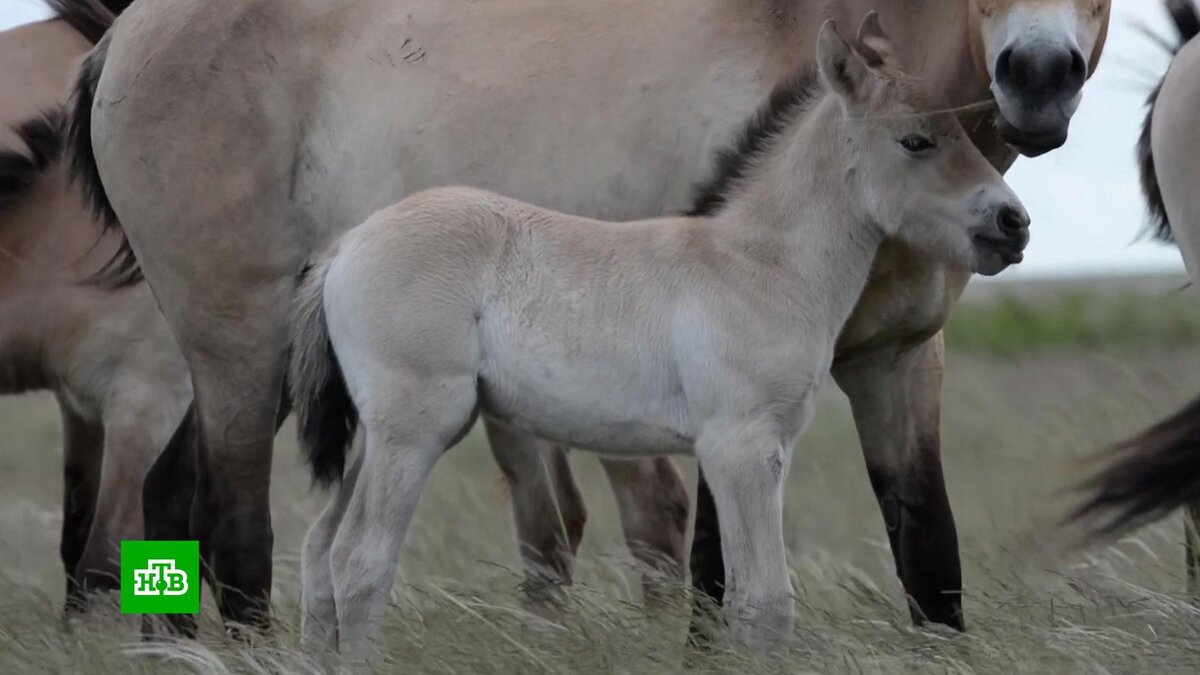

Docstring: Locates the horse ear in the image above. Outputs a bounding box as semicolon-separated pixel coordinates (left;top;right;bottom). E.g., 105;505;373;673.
818;20;871;103
855;11;897;70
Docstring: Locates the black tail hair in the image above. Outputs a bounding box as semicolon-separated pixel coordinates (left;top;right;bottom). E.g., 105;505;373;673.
0;111;66;211
1138;0;1200;242
1071;394;1200;538
290;259;358;487
64;32;142;287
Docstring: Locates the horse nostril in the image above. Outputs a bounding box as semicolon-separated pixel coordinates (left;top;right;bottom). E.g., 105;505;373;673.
996;45;1084;97
1067;48;1087;89
997;206;1029;236
995;46;1015;86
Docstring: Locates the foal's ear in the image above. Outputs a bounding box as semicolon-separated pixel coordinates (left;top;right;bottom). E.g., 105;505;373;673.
817;20;872;103
855;12;898;70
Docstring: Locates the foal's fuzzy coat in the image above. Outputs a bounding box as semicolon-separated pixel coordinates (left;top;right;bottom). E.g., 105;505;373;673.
291;17;1027;661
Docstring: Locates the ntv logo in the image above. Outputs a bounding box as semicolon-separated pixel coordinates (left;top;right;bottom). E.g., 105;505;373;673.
133;559;189;596
121;541;200;614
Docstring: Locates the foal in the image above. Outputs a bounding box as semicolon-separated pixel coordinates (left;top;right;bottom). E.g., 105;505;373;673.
291;17;1027;659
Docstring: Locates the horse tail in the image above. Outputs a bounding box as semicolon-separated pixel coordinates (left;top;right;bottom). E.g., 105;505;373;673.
1070;395;1200;538
1139;0;1200;243
290;251;358;487
63;31;141;287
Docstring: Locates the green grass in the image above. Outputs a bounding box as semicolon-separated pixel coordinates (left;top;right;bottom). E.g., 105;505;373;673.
946;286;1200;355
3;281;1200;672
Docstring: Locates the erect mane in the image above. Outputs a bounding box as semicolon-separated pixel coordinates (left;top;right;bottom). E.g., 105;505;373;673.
686;67;824;217
1139;0;1200;243
44;0;129;45
0;110;66;212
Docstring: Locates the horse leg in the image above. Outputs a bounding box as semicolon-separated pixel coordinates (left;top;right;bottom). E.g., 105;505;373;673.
832;332;964;630
332;374;478;666
1187;504;1200;597
139;403;203;637
484;420;587;599
597;457;689;602
148;277;292;635
58;401;104;612
76;393;188;598
301;452;364;654
687;469;725;647
694;421;795;652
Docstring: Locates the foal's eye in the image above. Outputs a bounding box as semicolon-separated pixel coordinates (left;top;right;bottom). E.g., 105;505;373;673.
898;135;937;154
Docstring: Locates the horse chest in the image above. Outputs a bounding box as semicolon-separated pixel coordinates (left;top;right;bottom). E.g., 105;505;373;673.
836;241;971;361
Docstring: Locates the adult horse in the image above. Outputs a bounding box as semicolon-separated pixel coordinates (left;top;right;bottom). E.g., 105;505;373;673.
0;0;182;607
1072;0;1200;584
70;0;1110;634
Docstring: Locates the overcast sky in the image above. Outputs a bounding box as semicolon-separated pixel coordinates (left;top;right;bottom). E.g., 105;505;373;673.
0;0;1188;279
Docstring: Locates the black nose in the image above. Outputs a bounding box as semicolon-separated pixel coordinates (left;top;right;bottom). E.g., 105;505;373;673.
995;43;1087;100
997;204;1029;236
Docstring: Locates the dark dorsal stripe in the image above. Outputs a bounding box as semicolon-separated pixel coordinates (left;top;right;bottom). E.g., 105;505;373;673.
0;110;66;211
1139;0;1200;243
44;0;128;45
686;67;823;217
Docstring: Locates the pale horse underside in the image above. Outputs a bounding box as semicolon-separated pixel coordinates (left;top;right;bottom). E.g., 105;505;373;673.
289;17;1029;661
0;0;188;608
71;0;1108;636
1072;0;1200;587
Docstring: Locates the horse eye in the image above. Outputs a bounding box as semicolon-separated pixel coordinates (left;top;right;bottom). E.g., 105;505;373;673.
898;135;936;154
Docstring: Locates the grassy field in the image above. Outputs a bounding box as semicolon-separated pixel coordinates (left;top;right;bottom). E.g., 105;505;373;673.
3;276;1200;673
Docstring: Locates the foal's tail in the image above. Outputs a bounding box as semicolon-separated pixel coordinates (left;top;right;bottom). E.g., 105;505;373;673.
1069;395;1200;539
1138;0;1200;243
290;251;358;487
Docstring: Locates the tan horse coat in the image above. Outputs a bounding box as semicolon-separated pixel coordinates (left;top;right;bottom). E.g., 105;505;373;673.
75;0;1110;631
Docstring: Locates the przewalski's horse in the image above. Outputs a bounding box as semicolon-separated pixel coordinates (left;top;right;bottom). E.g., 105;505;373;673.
290;17;1028;661
1072;0;1200;583
68;0;1110;634
0;0;185;607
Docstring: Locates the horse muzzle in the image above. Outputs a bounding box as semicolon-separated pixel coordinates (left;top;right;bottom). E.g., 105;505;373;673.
992;40;1086;157
971;204;1030;276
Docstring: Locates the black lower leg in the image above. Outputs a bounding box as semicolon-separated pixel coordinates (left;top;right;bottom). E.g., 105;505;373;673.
867;439;963;631
687;468;726;647
141;403;202;637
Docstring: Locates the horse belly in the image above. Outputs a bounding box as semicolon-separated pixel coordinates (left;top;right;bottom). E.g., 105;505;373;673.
476;327;693;457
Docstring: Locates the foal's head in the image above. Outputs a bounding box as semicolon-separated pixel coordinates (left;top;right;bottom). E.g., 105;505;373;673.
818;15;1030;277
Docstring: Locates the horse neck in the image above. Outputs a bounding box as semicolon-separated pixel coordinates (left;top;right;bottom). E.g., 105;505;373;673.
716;97;883;332
754;1;983;97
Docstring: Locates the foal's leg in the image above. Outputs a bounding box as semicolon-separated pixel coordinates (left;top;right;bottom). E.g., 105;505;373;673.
832;332;963;630
58;403;104;611
598;457;690;599
301;452;364;654
331;374;478;666
485;420;587;596
694;420;795;652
